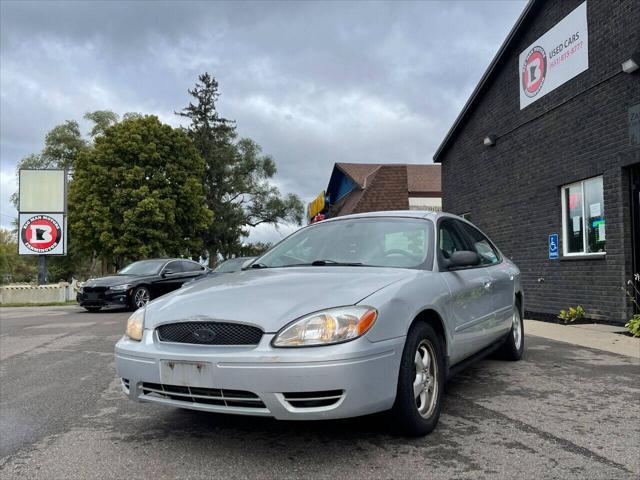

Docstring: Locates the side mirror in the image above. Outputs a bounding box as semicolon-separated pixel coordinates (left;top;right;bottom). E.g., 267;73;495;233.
447;251;481;269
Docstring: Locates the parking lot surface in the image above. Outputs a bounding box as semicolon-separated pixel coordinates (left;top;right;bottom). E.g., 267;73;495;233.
0;306;638;479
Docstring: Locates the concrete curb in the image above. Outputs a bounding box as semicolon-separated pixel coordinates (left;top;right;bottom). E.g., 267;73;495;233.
525;319;640;359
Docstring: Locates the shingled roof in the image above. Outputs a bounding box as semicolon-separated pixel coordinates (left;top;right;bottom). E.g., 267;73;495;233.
324;162;441;218
335;162;441;194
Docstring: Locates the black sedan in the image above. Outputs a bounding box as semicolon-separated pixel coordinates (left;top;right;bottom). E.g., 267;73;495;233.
77;258;208;312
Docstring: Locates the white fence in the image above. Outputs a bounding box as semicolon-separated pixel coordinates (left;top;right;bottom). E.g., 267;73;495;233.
0;282;78;305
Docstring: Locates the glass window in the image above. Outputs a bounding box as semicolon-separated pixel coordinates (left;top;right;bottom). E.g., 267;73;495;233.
214;257;251;273
438;220;468;260
459;222;501;265
256;218;433;269
163;261;182;273
180;260;204;272
562;176;605;255
118;259;166;276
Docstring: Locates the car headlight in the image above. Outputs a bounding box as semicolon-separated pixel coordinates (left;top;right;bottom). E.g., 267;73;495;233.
272;306;377;347
109;284;131;292
125;308;145;341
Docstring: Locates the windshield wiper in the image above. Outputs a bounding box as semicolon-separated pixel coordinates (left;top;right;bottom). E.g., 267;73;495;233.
249;263;270;269
310;259;365;266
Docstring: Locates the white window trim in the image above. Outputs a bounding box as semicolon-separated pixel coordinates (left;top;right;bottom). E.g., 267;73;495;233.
560;176;606;257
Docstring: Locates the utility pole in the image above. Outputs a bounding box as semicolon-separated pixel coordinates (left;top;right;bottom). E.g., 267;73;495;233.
38;255;47;285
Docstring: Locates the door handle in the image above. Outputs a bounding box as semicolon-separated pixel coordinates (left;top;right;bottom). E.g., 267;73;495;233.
483;280;493;290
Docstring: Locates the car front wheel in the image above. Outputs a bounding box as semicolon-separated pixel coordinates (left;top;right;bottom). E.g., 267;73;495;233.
391;322;445;436
131;286;151;310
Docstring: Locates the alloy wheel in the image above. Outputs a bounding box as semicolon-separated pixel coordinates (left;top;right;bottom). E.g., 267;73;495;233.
512;308;522;350
413;339;438;418
134;288;150;308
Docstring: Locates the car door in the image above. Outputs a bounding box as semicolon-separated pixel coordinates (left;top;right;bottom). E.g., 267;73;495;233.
178;260;206;284
437;219;496;359
458;221;514;338
154;260;184;296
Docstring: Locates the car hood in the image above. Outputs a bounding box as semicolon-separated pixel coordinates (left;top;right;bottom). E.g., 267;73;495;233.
84;275;148;287
144;266;417;332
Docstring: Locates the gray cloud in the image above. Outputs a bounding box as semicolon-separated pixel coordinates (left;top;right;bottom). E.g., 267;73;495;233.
0;0;527;237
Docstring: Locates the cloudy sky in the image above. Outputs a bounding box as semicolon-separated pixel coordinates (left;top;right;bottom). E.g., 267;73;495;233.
0;0;526;242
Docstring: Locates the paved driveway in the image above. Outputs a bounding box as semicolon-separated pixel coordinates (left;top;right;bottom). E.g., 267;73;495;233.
0;306;638;479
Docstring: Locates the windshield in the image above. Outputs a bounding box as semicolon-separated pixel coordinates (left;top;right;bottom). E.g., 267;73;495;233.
214;257;253;273
118;260;166;276
256;217;433;269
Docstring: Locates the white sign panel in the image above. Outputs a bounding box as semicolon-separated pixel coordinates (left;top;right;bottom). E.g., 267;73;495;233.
18;213;66;255
519;2;588;109
19;169;66;213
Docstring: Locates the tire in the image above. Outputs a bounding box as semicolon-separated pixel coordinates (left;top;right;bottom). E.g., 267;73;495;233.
495;303;524;361
84;306;101;313
131;286;151;310
390;322;445;436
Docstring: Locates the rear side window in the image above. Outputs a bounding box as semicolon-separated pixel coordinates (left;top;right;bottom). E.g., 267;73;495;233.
458;222;501;266
180;260;203;272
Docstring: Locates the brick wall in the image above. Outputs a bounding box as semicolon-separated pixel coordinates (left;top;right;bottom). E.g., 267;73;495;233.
438;0;640;322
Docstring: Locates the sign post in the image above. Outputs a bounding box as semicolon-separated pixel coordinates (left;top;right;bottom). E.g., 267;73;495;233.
18;169;67;285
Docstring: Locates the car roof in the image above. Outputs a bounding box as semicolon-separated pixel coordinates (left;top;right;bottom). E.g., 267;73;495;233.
320;210;463;223
134;258;199;263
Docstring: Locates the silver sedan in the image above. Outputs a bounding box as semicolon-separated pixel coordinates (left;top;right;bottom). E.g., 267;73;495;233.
115;211;524;435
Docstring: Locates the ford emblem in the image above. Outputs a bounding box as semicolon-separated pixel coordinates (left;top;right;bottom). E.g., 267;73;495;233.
192;328;216;342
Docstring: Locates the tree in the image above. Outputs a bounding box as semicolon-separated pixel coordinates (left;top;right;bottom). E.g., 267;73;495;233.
177;73;304;260
83;110;119;138
41;120;88;171
68;115;212;268
0;229;37;284
237;241;273;257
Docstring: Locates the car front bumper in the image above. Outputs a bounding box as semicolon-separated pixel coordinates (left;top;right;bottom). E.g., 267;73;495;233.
115;330;405;420
77;289;131;308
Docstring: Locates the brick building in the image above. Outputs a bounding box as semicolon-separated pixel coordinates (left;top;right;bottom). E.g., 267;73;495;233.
307;163;441;222
434;0;640;323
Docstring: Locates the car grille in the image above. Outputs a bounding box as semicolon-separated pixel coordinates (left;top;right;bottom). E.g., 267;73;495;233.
156;322;263;345
82;286;108;293
141;382;267;409
281;390;344;409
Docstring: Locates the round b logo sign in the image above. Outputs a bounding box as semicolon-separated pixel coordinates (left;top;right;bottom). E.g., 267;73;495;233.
522;46;547;98
21;214;62;253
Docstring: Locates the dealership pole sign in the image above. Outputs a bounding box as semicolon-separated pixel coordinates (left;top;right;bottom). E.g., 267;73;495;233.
519;2;588;109
18;169;67;256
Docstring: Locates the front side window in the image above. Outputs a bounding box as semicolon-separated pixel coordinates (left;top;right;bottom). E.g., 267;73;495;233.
256;217;433;269
164;261;182;273
438;220;468;260
562;176;605;255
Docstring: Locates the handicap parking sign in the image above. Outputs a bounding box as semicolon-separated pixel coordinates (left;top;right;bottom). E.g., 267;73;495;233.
549;233;559;259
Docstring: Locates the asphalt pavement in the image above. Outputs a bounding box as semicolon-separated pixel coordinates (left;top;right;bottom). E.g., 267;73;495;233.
0;306;638;480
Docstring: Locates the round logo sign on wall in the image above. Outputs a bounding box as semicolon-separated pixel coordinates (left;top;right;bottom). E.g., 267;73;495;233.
20;214;62;253
522;46;547;98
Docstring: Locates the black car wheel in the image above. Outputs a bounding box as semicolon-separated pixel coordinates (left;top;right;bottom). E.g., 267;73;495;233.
84;306;101;313
132;286;151;310
391;322;445;436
